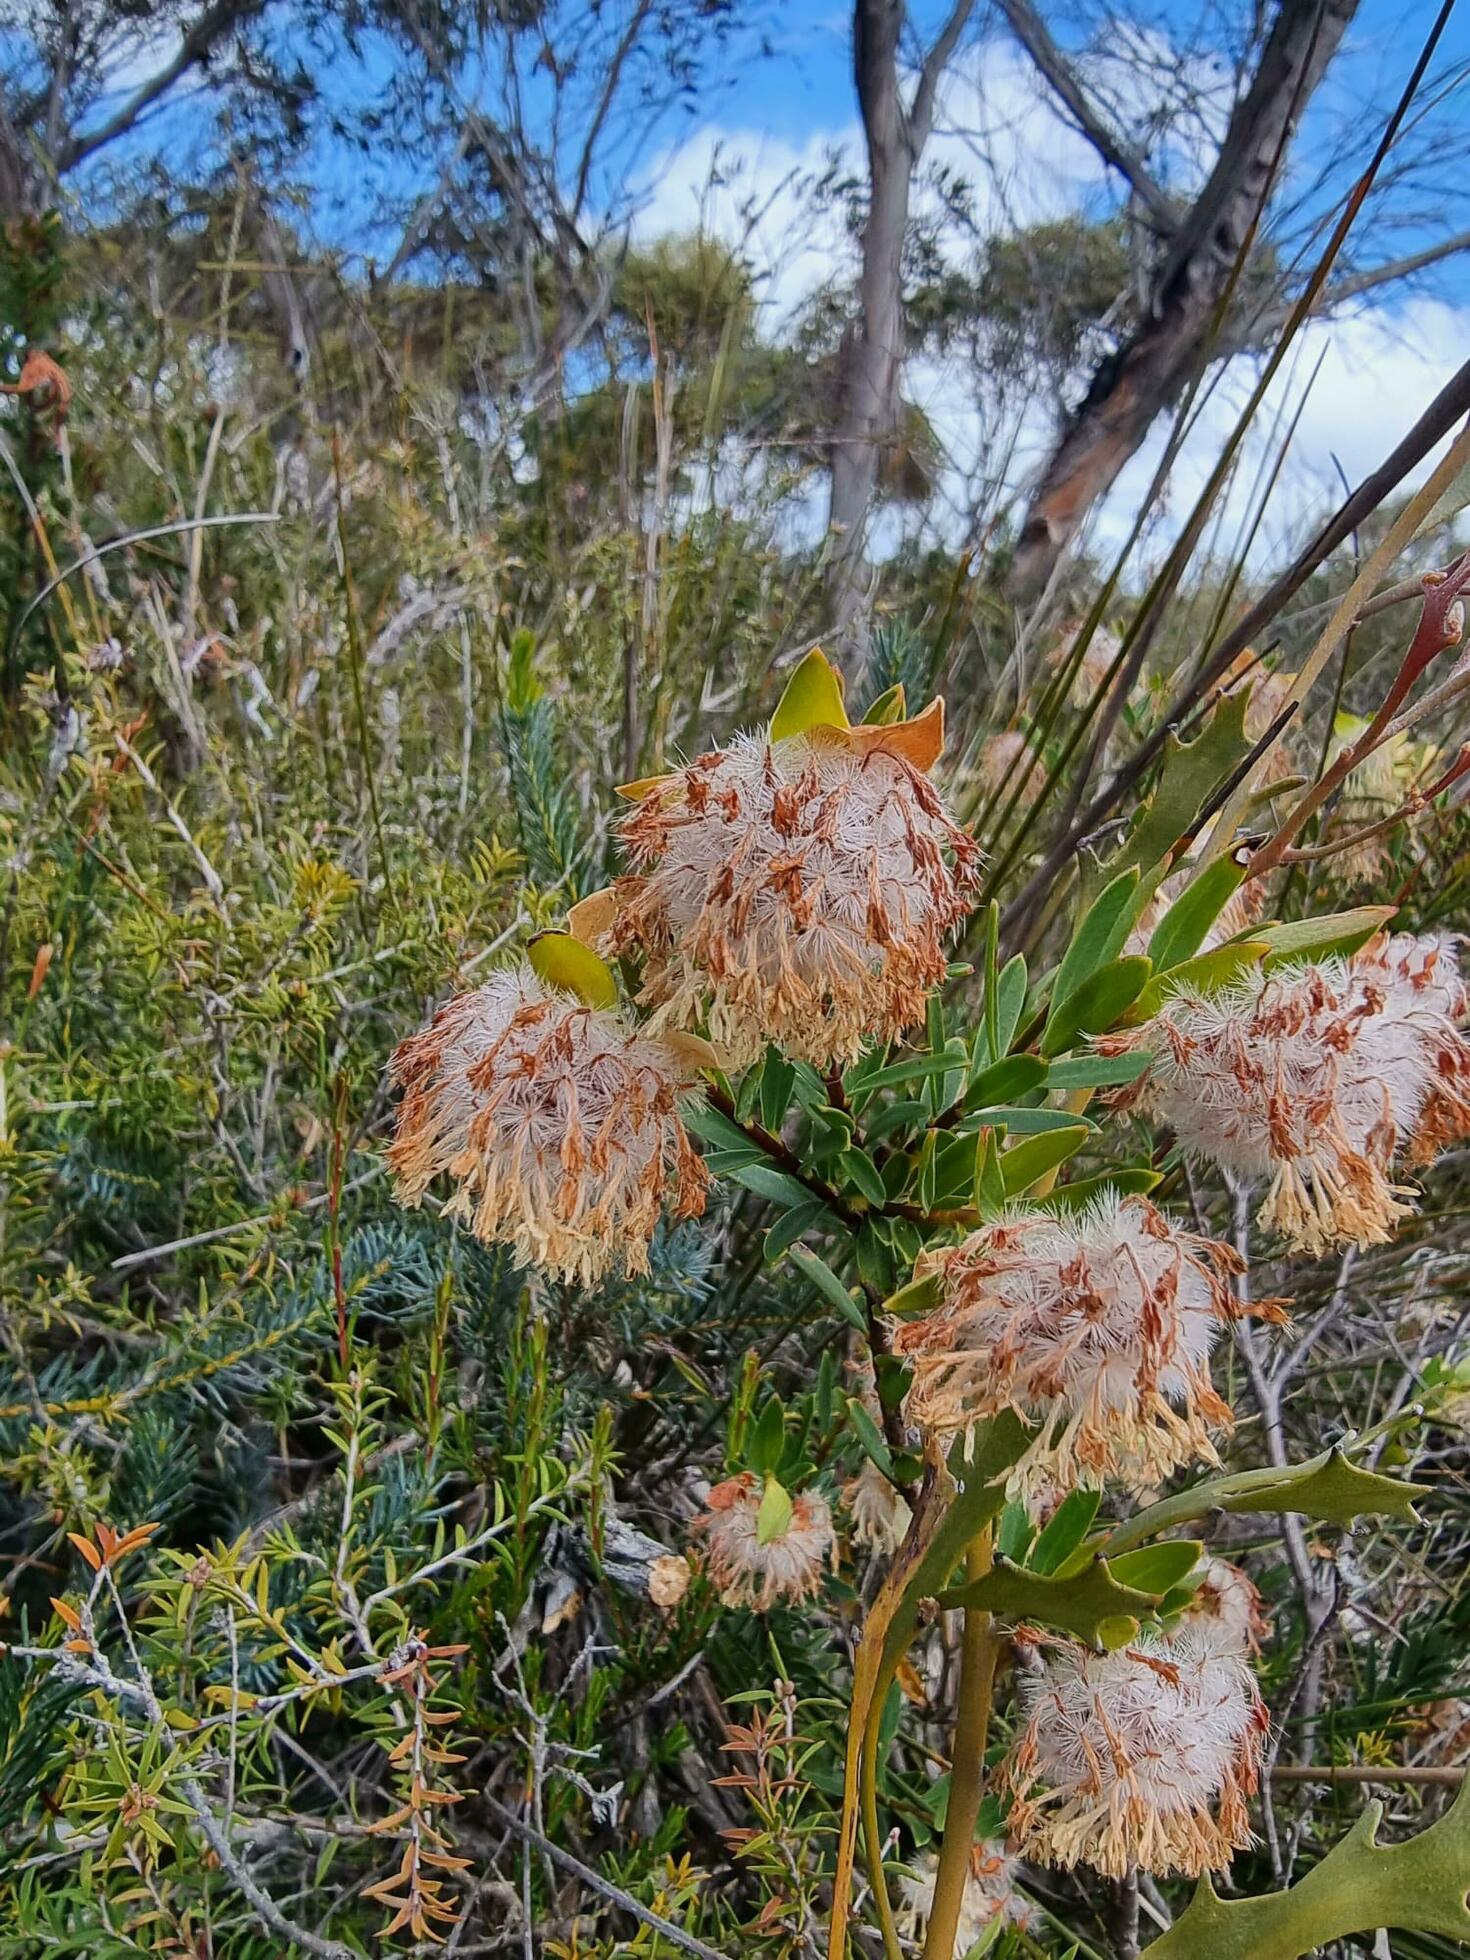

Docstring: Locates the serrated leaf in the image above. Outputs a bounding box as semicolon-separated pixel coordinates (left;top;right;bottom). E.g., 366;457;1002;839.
1254;906;1397;967
939;1553;1159;1645
1146;854;1249;970
1141;1778;1470;1959
1111;689;1254;885
526;930;618;1009
770;647;849;741
999;1126;1089;1196
1042;956;1152;1055
756;1476;794;1545
1214;1448;1430;1528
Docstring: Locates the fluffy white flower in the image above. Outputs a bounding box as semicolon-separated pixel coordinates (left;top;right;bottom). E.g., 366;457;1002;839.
1004;1623;1269;1877
388;963;707;1285
1186;1555;1267;1655
842;1458;913;1557
691;1474;835;1611
610;730;980;1069
1103;933;1470;1254
894;1843;1035;1948
893;1196;1268;1490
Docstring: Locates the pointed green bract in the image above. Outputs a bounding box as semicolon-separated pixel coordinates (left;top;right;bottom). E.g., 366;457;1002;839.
770;647;850;741
526;930;619;1009
861;682;907;725
756;1475;794;1546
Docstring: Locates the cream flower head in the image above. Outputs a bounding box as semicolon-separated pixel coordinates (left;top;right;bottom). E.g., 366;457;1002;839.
1004;1623;1269;1878
388;959;707;1286
893;1195;1266;1491
603;655;979;1070
894;1842;1035;1947
842;1458;913;1558
1185;1555;1268;1656
1103;932;1470;1255
691;1474;835;1611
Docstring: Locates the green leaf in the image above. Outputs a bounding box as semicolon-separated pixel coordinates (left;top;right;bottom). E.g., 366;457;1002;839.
999;1126;1089;1196
839;1146;887;1206
1146;853;1249;971
939;1553;1159;1645
976;953;1028;1069
861;682;907;725
855;1052;958;1094
748;1400;786;1477
526;930;619;1009
789;1246;867;1330
975;1128;1005;1214
682;1101;757;1152
965;1053;1048;1109
847;1398;893;1477
1103;1446;1431;1558
1042;956;1152;1055
1030;1488;1102;1575
771;647;849;741
883;1271;944;1320
1111;688;1254;885
763;1200;827;1261
1046;1051;1153;1088
997;1499;1035;1564
1041;1167;1163;1210
1213;1449;1430;1529
729;1163;820;1210
961;1105;1097;1136
1053;868;1144;1012
1108;1540;1203;1596
1141;1779;1470;1960
1253;906;1396;968
756;1476;794;1545
1129;940;1266;1020
759;1049;796;1132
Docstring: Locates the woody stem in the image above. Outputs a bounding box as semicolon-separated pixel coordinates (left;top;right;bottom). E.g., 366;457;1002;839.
922;1529;1000;1960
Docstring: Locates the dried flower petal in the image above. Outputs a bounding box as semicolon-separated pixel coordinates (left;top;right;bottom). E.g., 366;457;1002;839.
894;1841;1036;1946
1003;1623;1269;1877
691;1473;835;1611
842;1458;912;1557
1186;1555;1268;1656
609;730;980;1069
894;1196;1266;1491
1104;933;1470;1254
388;962;707;1285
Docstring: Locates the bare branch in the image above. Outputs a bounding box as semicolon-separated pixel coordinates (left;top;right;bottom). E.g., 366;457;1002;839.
993;0;1176;231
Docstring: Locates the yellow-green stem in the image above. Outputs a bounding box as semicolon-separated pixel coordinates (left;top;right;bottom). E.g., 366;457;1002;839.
921;1532;999;1960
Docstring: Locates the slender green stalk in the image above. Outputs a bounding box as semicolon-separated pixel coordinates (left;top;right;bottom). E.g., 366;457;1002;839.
921;1531;999;1960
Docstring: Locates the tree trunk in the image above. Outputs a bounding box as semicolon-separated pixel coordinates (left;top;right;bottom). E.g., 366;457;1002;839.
1008;0;1358;596
828;0;910;631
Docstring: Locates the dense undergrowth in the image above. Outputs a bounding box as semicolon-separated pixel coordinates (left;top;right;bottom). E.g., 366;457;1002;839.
1;211;1469;1960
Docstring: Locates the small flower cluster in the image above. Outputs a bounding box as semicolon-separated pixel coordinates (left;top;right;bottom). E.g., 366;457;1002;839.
1004;1614;1270;1877
893;1195;1279;1490
692;1473;836;1611
610;729;980;1069
1105;931;1470;1254
388;963;707;1285
895;1841;1036;1946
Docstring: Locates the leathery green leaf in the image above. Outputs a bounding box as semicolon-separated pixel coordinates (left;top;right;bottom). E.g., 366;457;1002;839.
770;647;849;741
